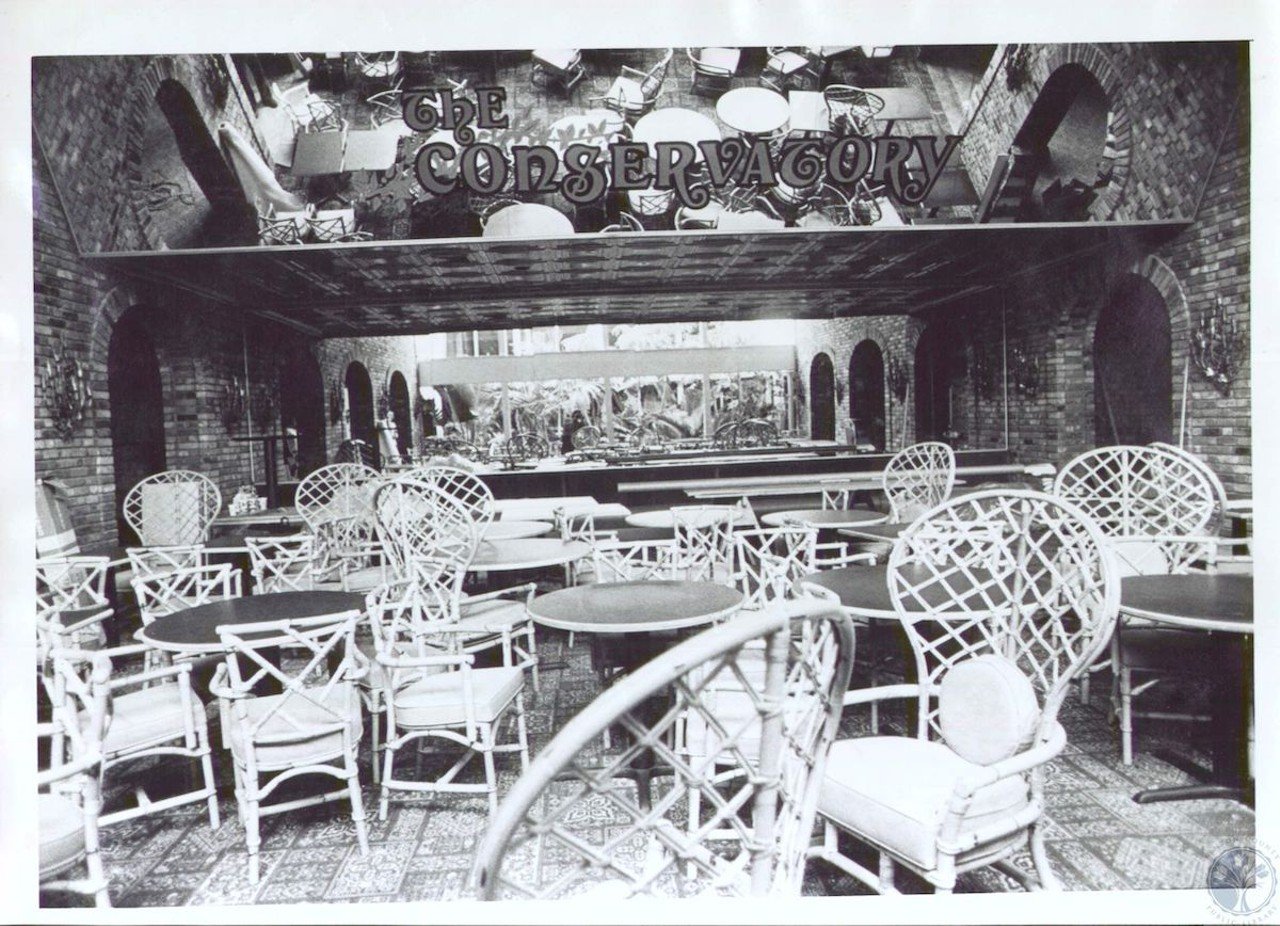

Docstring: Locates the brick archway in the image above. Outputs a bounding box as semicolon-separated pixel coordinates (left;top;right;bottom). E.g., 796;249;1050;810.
1034;45;1134;220
120;58;191;249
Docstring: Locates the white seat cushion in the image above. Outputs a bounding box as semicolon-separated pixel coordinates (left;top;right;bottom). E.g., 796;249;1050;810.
768;51;809;74
698;47;741;73
533;48;578;71
39;794;86;876
819;736;1030;869
225;684;363;770
392;666;523;728
606;76;645;106
101;683;206;756
458;597;527;629
938;655;1039;766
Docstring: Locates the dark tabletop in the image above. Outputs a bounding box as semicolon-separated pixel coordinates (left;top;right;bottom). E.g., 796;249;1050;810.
803;564;1008;616
839;522;908;541
1121;574;1253;631
528;580;744;633
139;590;366;652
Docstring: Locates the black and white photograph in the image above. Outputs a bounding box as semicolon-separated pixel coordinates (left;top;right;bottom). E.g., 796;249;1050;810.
5;1;1276;921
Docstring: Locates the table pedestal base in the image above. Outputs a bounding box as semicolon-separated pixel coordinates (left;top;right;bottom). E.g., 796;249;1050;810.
1133;749;1254;807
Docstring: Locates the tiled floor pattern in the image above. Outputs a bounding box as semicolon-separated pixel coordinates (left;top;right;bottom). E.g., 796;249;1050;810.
46;622;1254;907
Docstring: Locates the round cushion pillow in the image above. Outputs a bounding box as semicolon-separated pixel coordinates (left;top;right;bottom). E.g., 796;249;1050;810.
938;654;1040;766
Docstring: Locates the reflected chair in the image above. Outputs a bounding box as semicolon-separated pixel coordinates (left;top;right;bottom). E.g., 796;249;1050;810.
760;47;823;93
302;99;347;134
257;209;307;245
823;85;885;136
472;599;855;899
810;489;1120;894
590;48;674;121
366;578;530;818
1053;444;1221;763
686;47;741;96
353;51;402;91
122;470;222;547
38;652;111;907
49;643;220;830
212;610;370;884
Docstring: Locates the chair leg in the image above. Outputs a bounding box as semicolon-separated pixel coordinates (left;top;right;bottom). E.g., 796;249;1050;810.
346;756;369;856
481;723;499;816
370;705;381;786
1079;672;1091;706
244;786;262;885
379;742;395;821
877;852;895;892
514;693;530;769
526;625;540;693
199;747;221;829
1029;821;1060;891
1119;666;1134;766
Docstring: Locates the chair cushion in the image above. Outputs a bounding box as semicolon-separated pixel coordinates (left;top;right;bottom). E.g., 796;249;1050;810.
607;76;645;106
767;51;809;74
101;683;206;756
1110;539;1172;577
39;794;86;876
356;636;446;690
699;47;741;73
342;564;386;592
819;736;1030;869
938;655;1039;766
225;684;363;770
391;666;523;728
533;48;578;71
458;597;527;628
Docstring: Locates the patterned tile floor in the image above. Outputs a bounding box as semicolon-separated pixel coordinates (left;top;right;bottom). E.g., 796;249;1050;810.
46;623;1254;907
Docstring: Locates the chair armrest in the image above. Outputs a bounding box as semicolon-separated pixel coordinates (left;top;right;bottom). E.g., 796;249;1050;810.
812;544;877;569
376;650;473;669
37;749;104;787
953;723;1067;796
619;65;648;81
840;682;923;707
462;581;537;605
209;663;247;700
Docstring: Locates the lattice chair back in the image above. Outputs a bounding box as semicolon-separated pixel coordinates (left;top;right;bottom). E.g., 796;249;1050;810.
246;535;316;593
823;85;886;135
1052;444;1217;576
420;464;496;533
672;505;738;582
882;441;956;523
122;470;222;546
131;563;243;627
215;610;365;756
887;489;1120;742
472;599;855;899
35;556;112;652
296;462;381;573
591;536;680;583
820;487;850;510
373;475;478;579
335;438;378;469
366;571;469;662
126;544;205;582
732;526;818;611
1149;442;1230;533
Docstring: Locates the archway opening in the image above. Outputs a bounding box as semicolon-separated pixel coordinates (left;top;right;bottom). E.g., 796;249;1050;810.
1093;274;1173;445
148;79;250;246
848;340;886;450
278;348;326;481
1012;64;1111;221
388;371;413;460
108;308;167;545
344;362;378;467
808;353;836;441
914;322;965;444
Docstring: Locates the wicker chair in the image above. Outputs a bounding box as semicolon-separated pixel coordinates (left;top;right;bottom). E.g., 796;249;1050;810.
686;47;741;96
590;48;674;121
883;440;957;523
122;470;221;547
810;489;1120;894
472;598;855;899
296;462;384;590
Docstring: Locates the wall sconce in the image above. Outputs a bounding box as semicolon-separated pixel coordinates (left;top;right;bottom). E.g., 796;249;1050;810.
1009;345;1043;398
971;342;1001;400
250;382;279;435
328;385;343;424
217;372;247;432
41;335;93;437
886;353;909;402
1190;297;1245;396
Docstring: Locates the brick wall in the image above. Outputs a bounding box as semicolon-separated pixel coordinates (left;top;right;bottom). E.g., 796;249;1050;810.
314;336;421;463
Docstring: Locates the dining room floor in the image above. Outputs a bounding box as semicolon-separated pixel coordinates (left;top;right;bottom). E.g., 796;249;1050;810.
47;611;1255;908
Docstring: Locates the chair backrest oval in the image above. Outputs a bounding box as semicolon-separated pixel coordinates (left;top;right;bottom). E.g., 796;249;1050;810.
472;599;855;900
418;464;495;530
887;488;1120;743
122;470;222;547
882;441;956;523
373;475;478;577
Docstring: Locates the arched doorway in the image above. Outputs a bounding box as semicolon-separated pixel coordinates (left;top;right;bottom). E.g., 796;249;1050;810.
278;348;326;480
388;371;413;460
808;353;836;441
1093;274;1173;445
151;79;250;244
1012;64;1111;221
344;362;378;467
848;340;886;450
914;322;965;443
108;309;166;544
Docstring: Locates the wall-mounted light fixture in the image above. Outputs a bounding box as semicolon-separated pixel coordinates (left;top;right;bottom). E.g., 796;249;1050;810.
217;371;247;432
41;336;93;437
1190;297;1244;396
886;353;909;402
971;342;1001;400
1009;345;1043;399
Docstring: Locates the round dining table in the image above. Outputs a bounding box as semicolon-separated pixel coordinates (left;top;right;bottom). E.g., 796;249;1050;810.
467;538;592;572
624;506;747;530
1120;573;1253;805
761;508;887;529
482;519;553;541
482;203;575;238
838;521;908;543
715;87;791;136
528;580;744;634
137;590;366;655
631;108;722;153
